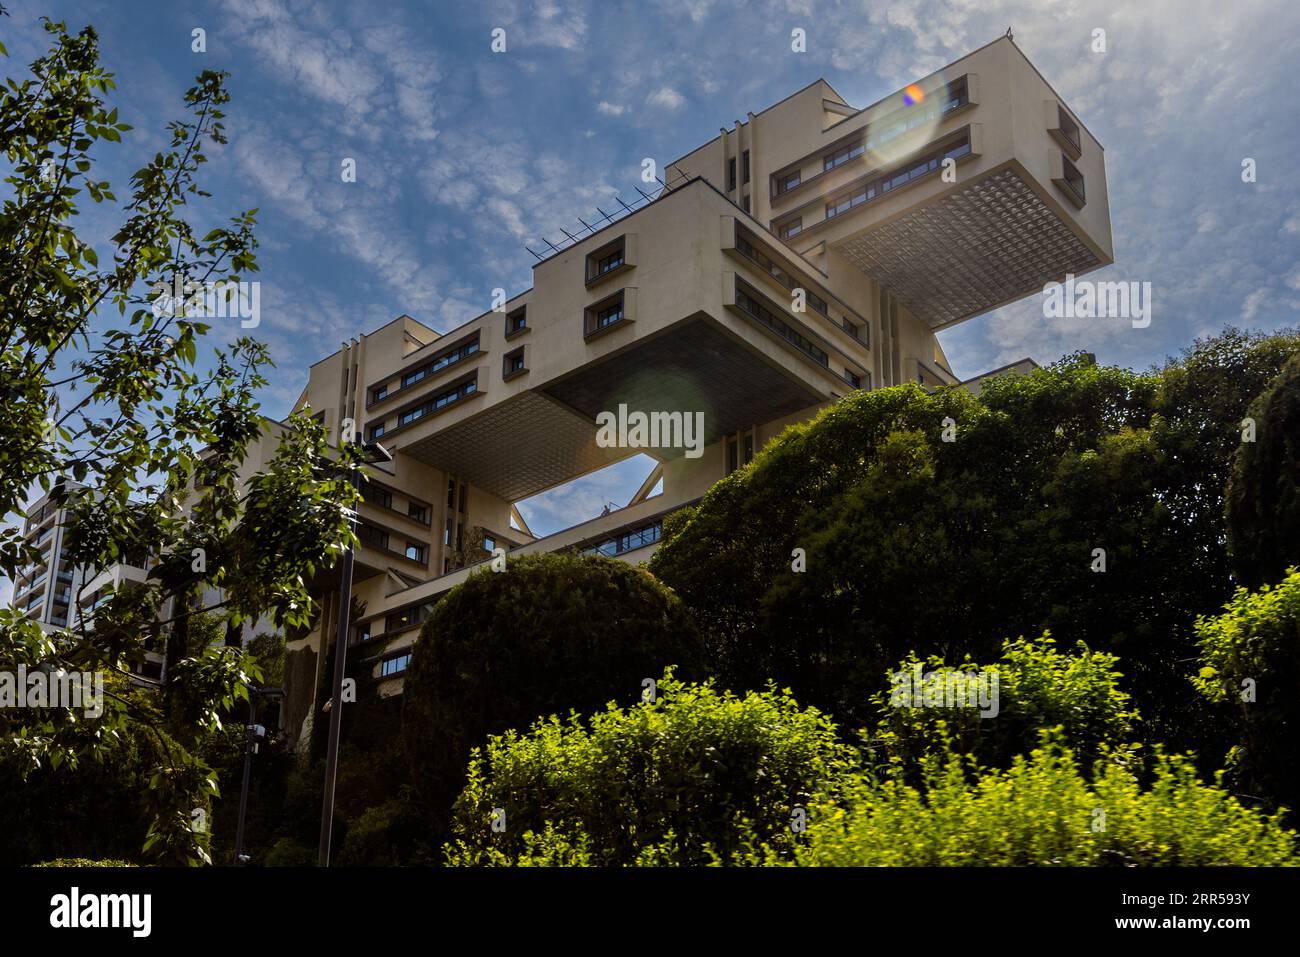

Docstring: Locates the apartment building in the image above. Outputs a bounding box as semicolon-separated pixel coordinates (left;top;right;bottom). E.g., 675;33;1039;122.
273;34;1112;741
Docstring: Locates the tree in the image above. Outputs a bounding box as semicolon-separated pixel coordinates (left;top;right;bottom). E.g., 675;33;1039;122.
1226;354;1300;588
0;18;360;863
1192;568;1300;815
402;553;709;836
650;336;1300;748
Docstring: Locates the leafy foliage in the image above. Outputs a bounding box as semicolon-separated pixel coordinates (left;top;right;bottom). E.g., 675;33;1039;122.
1193;569;1300;814
445;674;853;866
1226;354;1300;588
402;553;709;836
870;635;1138;773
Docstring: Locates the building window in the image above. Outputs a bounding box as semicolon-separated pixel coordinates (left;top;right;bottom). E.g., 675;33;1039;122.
1053;104;1081;154
365;484;393;510
741;195;750;213
728;157;737;191
506;305;527;336
823;141;865;172
408;501;430;524
581;520;663;557
381;653;411;677
396;376;477;426
823;131;972;222
726;436;738;474
845;370;862;389
483;536;495;553
777;217;802;240
367;422;386;442
385;334;480;399
774;168;801;195
1059;155;1086;204
386;602;434;634
734;226;829;317
352;622;371;646
743;432;754;464
503;346;527;379
586;237;629;284
584;291;627;337
742;150;750;185
405;542;427;563
733;281;829;367
841;318;860;340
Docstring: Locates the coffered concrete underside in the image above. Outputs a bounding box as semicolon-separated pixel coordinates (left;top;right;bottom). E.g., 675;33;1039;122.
835;166;1104;330
399;390;630;501
544;316;822;451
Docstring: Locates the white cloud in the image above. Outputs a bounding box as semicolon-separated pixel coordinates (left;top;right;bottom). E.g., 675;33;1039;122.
597;101;626;116
646;87;686;110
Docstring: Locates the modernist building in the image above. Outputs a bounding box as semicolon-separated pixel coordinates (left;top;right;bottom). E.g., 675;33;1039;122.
264;35;1113;740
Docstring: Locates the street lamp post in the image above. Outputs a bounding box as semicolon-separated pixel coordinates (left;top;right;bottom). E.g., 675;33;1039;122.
318;440;391;867
234;684;283;865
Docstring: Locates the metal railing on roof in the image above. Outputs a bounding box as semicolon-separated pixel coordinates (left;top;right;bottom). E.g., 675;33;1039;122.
524;167;693;263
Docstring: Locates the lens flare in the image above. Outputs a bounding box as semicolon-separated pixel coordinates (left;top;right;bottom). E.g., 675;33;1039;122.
903;83;925;106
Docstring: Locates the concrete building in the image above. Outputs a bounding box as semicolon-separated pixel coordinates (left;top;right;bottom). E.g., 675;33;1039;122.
275;35;1112;740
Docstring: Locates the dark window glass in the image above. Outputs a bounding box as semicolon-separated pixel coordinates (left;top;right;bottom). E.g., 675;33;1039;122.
728;157;737;190
742;150;750;184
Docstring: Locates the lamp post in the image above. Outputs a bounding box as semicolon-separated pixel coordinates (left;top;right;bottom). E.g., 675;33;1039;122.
318;440;392;867
233;684;283;865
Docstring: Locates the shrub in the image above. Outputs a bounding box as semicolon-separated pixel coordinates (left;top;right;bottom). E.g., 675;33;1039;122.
1192;569;1300;814
31;859;136;867
402;553;709;836
871;634;1138;772
444;675;853;866
783;738;1298;866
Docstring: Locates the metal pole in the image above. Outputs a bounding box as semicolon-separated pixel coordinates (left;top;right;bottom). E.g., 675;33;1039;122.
233;692;258;865
318;470;358;867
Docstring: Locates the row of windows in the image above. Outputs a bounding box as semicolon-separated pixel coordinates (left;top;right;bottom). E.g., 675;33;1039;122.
774;77;969;197
396;378;477;427
362;481;432;525
381;653;411;677
734;284;829;367
356;522;429;564
823;136;972;223
581;520;663;557
735;227;829;318
371;335;480;404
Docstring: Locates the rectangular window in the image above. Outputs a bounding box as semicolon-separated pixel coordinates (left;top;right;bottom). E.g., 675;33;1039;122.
741;195;750;214
824;130;971;223
367;422;386;442
503;346;526;378
405;542;427;563
408;501;429;524
728;157;737;191
586;237;629;283
823;141;865;172
381;653;411;677
742;150;750;185
580;520;663;557
845;370;862;389
774;169;801;195
373;384;388;403
1060;155;1086;203
483;536;495;553
727;435;738;474
1056;104;1081;153
584;291;627;337
743;432;754;464
506;305;527;336
778;218;802;240
366;485;393;510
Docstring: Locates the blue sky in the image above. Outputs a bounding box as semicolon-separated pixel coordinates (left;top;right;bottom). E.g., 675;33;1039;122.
3;0;1299;546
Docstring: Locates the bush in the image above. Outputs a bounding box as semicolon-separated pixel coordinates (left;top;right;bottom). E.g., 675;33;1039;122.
445;675;853;866
402;553;709;836
871;635;1138;772
782;738;1298;866
31;859;136;867
1192;569;1300;814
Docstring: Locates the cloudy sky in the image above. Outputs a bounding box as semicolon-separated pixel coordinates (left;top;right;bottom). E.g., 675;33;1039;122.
2;0;1298;551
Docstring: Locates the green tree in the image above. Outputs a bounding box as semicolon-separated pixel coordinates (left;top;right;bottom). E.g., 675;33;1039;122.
1226;354;1300;588
0;19;360;863
445;674;853;866
402;553;709;837
1192;568;1300;815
